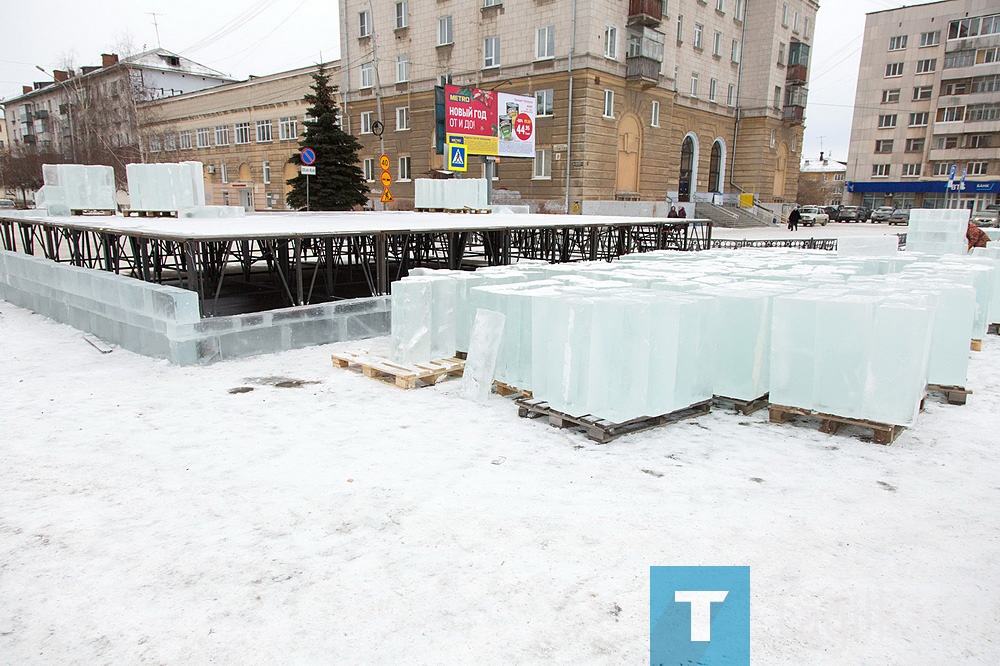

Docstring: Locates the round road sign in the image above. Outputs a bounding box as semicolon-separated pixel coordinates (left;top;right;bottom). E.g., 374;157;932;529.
301;148;316;165
371;120;385;137
379;154;390;171
380;171;392;188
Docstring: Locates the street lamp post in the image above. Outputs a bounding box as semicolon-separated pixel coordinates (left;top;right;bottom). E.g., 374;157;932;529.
35;66;76;162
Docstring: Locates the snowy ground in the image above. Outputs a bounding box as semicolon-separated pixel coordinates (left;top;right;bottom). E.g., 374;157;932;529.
3;229;999;664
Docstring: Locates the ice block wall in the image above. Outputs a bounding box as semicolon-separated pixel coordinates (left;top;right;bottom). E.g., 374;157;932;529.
906;209;969;255
127;162;206;212
38;164;117;215
413;178;488;210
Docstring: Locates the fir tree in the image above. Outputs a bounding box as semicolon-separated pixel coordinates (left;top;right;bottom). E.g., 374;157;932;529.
286;64;369;210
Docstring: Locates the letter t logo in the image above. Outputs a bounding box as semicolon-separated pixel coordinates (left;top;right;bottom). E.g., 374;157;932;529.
674;590;729;641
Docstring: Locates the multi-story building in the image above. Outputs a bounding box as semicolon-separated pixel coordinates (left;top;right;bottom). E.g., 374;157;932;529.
798;153;846;205
140;63;332;210
339;0;819;210
2;49;233;184
845;0;999;213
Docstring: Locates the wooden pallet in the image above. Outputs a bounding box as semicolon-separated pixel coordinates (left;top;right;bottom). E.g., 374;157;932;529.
331;351;465;389
493;381;532;399
927;384;972;406
127;210;179;218
971;339;983;352
713;393;769;415
414;208;492;214
70;209;115;216
768;404;905;445
989;323;999;336
515;398;712;443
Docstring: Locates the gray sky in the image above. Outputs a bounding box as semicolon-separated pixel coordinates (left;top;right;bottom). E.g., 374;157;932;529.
2;0;944;164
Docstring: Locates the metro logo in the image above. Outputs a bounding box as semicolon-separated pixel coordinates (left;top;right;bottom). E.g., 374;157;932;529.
448;93;472;104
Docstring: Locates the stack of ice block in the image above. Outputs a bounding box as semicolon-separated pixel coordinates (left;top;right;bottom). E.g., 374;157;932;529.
389;275;455;364
971;247;1000;326
905;209;970;255
37;164;117;215
837;235;900;258
127;162;206;213
413;178;488;210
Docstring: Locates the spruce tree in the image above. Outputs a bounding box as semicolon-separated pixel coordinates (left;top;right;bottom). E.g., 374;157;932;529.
286;64;369;210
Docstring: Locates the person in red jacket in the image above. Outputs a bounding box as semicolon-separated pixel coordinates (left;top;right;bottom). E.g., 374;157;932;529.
967;221;989;251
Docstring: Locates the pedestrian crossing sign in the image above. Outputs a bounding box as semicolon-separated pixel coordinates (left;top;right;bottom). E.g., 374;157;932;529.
448;143;468;172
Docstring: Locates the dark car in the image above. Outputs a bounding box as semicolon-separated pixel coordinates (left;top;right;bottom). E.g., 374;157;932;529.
870;206;896;223
823;206;840;221
838;206;863;222
887;209;910;225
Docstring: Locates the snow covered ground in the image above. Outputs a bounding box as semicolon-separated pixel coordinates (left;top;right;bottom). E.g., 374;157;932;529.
2;231;999;664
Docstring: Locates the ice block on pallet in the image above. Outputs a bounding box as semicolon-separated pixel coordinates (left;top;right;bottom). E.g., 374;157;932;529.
390;278;432;364
39;164;116;213
863;298;934;426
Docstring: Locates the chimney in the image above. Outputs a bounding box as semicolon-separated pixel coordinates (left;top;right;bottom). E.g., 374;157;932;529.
102;53;119;68
819;151;824;162
53;70;69;83
23;85;32;95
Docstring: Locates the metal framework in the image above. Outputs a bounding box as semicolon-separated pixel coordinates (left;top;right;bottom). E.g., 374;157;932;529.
2;216;711;316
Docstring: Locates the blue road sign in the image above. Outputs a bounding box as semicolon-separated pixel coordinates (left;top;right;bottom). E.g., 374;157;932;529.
301;148;317;165
448;143;467;172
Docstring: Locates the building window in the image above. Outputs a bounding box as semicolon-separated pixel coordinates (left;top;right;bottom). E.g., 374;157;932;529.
196;127;210;148
363;158;374;182
915;58;937;74
691;73;700;97
255;120;272;143
872;164;891;177
717;0;725;11
438;16;453;46
396;106;410;131
781;3;788;26
398;155;411;181
603;89;615;117
537;25;555;60
913;86;933;100
935;136;959;150
933;163;952;176
967;102;1000;121
676;15;683;43
908;111;929;126
439;73;453;87
263;161;271;184
149;136;161;153
793;10;800;33
534;148;551;179
936;106;965;123
164;134;177;151
396;55;409;83
968;161;988;175
968;134;992;148
220;163;228;184
942;80;968;96
875;139;894;153
484;0;501;6
944;50;974;69
885;62;904;77
727;83;735;106
804;17;811;38
694;23;703;49
920;31;940;47
881;89;900;103
709;78;718;102
735;0;744;21
179;130;193;150
972;74;1000;93
536;89;554;116
731;39;740;62
233;122;250;145
949;15;1000;40
360;112;373;134
359;10;371;38
878;114;897;129
902;163;922;177
484;36;501;68
774;85;782;108
360;62;373;89
713;31;722;56
651;100;660;127
905;137;925;152
976;47;1000;64
215;125;229;146
279;117;298;141
770;129;776;148
395;1;407;29
889;35;908;51
605;26;618;59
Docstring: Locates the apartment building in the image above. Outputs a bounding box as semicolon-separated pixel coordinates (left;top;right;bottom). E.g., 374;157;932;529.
340;0;819;210
2;49;233;182
140;64;333;210
845;0;1000;212
798;154;846;205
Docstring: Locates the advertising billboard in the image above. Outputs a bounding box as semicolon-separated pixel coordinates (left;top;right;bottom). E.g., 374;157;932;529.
444;84;535;158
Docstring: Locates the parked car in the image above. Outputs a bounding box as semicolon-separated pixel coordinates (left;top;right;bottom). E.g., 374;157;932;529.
0;198;15;209
888;209;910;225
838;205;864;222
797;206;829;226
972;204;999;228
823;206;841;221
870;206;896;223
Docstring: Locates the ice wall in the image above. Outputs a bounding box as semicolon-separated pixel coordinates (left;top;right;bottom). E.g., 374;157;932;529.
127;162;207;212
37;164;117;215
413;178;488;210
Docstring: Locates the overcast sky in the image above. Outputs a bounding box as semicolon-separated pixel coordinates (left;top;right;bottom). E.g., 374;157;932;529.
2;0;944;165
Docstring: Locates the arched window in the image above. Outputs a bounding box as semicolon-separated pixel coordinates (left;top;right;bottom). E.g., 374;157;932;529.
709;142;723;193
679;136;695;202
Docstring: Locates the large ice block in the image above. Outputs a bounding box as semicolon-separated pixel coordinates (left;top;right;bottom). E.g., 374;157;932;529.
837;235;900;257
390;278;432;364
459;309;506;402
127;162;206;212
905;208;970;255
39;164;116;213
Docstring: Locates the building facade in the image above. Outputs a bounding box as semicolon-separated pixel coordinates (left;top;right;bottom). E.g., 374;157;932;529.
798;154;846;205
140;64;332;210
845;0;1000;212
2;49;234;185
339;0;819;210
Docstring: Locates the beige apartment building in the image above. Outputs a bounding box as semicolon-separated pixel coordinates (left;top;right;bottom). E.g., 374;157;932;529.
798;154;846;206
141;64;335;210
845;0;1000;212
339;0;819;210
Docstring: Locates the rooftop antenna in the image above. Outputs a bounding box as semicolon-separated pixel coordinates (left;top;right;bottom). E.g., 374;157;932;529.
148;12;162;47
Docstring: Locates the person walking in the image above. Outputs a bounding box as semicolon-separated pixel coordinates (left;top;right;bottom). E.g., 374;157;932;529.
787;206;801;231
967;221;989;251
677;206;687;218
667;206;678;218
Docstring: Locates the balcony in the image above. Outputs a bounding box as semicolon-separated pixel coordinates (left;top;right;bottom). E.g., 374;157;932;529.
786;63;808;85
782;105;805;122
23;134;36;144
627;0;662;27
626;56;662;88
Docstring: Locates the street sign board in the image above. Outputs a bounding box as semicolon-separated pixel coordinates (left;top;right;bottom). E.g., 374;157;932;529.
381;188;394;203
448;142;468;172
379;154;390;171
300;166;316;175
444;84;536;157
301;148;316;165
380;171;392;187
